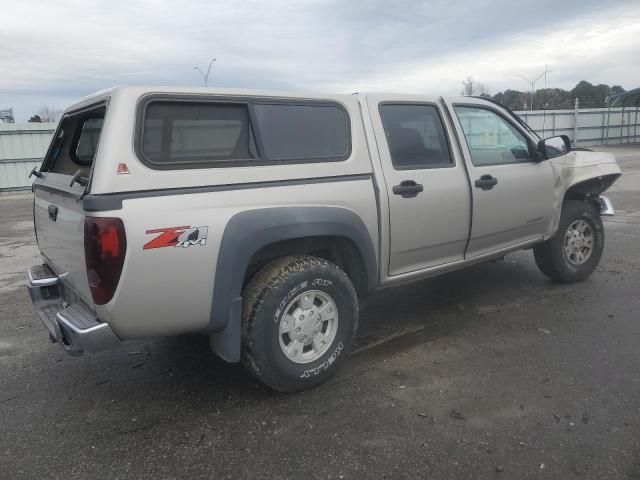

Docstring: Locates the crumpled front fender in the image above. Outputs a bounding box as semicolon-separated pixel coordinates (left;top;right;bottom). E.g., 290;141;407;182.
547;150;622;238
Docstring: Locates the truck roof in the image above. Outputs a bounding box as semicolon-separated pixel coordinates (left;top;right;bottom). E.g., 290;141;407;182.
64;86;490;114
64;86;363;113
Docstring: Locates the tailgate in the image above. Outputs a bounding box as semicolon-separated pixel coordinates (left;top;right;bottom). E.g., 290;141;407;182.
34;181;92;304
32;102;107;306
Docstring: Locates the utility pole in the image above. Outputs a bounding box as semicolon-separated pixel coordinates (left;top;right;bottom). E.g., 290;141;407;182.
194;58;216;87
515;66;551;111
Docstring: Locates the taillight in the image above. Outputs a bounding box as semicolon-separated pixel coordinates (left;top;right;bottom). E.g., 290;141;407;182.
84;217;127;305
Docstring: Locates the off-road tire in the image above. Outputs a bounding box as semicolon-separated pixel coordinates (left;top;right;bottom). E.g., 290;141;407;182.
533;200;604;283
241;255;358;392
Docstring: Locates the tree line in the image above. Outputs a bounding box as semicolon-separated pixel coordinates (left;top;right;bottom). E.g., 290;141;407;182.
461;77;627;110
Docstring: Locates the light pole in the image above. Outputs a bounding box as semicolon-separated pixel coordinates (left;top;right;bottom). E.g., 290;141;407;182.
515;66;551;111
194;58;216;87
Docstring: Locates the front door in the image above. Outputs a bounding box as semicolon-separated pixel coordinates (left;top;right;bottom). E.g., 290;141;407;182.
368;96;472;276
446;99;555;258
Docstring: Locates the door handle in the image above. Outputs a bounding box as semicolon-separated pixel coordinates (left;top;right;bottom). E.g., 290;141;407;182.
393;180;424;198
474;174;498;191
48;205;58;221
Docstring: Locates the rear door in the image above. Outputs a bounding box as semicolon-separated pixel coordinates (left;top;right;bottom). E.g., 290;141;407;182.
444;98;555;258
367;95;471;276
32;103;107;304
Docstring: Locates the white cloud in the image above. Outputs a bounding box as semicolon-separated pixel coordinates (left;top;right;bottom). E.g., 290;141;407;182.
1;0;638;120
321;3;640;94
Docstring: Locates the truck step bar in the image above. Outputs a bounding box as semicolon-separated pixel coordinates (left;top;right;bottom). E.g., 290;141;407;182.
27;265;120;356
28;264;58;286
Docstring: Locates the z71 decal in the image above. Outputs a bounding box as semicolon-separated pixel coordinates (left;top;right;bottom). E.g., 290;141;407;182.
143;225;209;250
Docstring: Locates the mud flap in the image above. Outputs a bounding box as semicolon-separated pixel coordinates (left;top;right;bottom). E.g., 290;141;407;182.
209;296;243;362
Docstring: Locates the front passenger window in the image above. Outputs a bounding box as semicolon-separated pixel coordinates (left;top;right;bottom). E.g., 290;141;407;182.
454;106;531;166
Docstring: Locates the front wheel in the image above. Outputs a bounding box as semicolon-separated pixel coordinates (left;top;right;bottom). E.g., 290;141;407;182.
533;200;604;283
241;255;358;392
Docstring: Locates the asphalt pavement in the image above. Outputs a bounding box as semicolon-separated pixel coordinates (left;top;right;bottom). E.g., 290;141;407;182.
0;145;639;479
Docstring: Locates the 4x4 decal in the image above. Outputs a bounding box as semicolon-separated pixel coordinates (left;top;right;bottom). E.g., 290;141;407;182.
144;226;209;250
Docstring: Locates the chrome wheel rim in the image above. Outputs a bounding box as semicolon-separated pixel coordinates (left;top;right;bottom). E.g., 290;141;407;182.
564;219;594;266
278;290;338;364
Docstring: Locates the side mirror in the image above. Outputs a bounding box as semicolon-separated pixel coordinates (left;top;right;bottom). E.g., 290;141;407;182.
537;135;571;160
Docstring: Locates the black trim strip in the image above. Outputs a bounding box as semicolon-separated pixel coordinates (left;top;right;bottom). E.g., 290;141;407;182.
82;173;372;212
32;181;83;200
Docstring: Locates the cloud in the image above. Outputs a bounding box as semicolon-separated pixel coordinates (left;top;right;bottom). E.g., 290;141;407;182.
1;0;638;120
323;3;640;94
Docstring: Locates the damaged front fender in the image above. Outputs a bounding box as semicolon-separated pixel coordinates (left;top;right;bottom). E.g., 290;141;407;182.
546;150;622;238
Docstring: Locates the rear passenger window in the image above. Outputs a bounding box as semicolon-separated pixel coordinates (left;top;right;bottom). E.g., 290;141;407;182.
140;102;256;166
253;104;349;161
44;104;106;176
379;104;452;169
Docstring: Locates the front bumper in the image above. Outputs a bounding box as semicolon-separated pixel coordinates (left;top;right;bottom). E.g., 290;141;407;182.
599;196;615;216
27;264;120;356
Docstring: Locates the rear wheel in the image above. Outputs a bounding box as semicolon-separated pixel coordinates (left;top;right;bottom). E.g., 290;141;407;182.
533;200;604;283
241;255;358;392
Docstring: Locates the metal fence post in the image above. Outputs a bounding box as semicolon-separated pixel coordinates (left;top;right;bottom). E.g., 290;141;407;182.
605;107;611;145
573;98;579;146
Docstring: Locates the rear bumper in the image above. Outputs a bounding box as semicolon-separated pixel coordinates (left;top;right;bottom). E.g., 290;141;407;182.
27;264;120;356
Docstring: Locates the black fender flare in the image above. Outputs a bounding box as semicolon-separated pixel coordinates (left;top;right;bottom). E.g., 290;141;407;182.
208;206;377;362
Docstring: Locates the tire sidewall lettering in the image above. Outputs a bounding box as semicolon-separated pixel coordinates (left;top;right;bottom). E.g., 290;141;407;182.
267;273;352;383
300;341;344;378
274;281;308;323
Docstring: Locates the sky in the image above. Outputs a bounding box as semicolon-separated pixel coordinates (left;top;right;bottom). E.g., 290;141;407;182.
1;0;639;121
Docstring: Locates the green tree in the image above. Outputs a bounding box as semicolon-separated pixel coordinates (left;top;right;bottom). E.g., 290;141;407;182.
492;81;627;110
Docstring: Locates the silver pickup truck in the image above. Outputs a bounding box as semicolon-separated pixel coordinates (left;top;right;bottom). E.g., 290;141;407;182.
27;87;621;392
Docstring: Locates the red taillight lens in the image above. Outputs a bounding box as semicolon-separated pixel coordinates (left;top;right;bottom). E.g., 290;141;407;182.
84;217;127;305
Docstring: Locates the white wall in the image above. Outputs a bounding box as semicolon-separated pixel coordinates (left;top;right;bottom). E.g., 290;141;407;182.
0;123;55;191
514;107;640;146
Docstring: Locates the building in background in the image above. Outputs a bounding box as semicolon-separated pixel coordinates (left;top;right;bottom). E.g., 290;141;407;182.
0;108;15;123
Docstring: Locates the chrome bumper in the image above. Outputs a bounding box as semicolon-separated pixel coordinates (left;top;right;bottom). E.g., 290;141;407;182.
599;196;615;216
27;265;120;356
